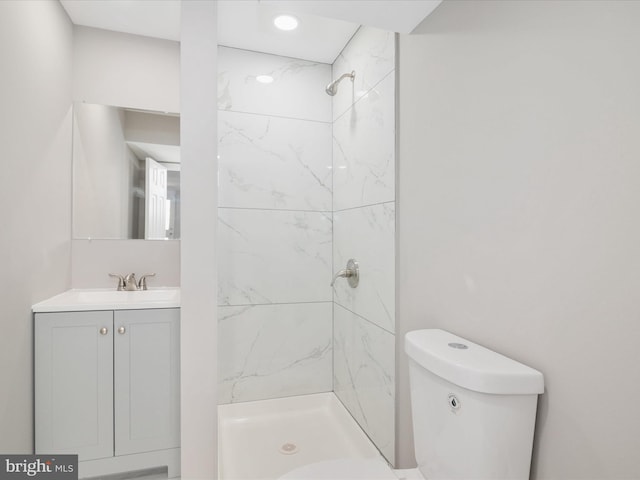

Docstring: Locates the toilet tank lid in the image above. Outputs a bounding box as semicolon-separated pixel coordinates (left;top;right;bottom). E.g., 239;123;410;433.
405;329;544;395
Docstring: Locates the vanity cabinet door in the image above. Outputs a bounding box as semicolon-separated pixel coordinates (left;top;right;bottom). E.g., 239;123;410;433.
114;308;180;455
34;311;114;461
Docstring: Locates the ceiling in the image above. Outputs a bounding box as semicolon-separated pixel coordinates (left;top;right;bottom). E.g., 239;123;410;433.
60;0;442;64
217;1;358;63
60;1;182;42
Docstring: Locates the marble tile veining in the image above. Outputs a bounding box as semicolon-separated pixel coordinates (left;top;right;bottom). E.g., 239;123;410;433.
333;304;395;464
332;26;395;121
330;26;396;465
218;302;332;404
215;35;397;458
333;72;395;211
218;208;333;306
219;110;332;211
334;202;395;333
218;46;331;122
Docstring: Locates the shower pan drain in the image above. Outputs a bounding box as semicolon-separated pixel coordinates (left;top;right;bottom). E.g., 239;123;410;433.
279;442;299;455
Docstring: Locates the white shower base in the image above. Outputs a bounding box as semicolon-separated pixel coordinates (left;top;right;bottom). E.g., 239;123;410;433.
218;392;384;479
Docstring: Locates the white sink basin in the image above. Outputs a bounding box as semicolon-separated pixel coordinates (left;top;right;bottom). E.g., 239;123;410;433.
32;288;180;312
74;289;179;304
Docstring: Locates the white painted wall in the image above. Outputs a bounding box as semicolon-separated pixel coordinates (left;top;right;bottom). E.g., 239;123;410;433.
71;239;180;288
180;1;218;478
73;25;179;113
124;110;180;146
71;26;180;288
397;1;640;478
0;0;73;452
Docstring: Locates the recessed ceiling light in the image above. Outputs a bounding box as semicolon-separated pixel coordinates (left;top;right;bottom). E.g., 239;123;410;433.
274;14;298;31
256;75;274;84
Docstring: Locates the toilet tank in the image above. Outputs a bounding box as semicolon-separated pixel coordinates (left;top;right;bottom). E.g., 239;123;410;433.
405;329;544;480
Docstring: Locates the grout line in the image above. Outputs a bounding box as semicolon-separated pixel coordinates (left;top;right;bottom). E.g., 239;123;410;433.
219;108;331;125
334;302;395;336
334;200;395;214
330;65;336;394
218;206;332;214
218;301;333;308
332;68;396;123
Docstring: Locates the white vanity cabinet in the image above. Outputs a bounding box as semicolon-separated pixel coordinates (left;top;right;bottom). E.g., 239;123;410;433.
34;300;180;479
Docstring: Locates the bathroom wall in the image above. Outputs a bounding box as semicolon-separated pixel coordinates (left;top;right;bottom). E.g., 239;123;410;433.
217;47;334;403
73;26;179;113
397;1;640;478
71;26;181;288
331;27;396;465
0;0;73;452
180;2;218;475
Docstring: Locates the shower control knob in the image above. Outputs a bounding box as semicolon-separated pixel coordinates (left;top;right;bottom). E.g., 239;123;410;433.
330;259;359;288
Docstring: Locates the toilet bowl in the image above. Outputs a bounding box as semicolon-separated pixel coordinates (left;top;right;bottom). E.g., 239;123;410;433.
279;329;544;480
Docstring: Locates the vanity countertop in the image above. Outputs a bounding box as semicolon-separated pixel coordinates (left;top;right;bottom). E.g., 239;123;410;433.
32;288;181;312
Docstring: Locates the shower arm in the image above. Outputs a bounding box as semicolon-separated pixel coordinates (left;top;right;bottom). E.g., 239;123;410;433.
325;71;356;96
335;71;355;85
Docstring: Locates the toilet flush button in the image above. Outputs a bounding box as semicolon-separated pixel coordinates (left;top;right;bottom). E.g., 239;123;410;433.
448;342;468;349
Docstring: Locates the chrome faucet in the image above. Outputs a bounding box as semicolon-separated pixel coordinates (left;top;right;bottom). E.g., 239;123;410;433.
123;273;138;291
109;272;156;291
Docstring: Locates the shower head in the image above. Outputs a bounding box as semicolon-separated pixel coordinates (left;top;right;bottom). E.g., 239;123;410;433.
325;71;355;96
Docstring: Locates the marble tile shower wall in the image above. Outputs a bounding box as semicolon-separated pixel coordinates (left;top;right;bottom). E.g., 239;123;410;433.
331;27;396;465
217;47;333;403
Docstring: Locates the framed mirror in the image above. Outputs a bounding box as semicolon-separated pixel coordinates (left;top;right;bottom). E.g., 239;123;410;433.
72;102;181;240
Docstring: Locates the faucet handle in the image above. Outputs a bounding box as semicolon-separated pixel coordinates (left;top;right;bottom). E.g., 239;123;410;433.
108;273;125;291
138;273;156;291
330;259;359;288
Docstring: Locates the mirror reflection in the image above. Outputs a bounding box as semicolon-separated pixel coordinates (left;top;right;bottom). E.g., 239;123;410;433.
73;102;180;240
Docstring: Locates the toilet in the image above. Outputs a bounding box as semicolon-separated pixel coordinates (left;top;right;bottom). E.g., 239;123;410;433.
280;329;544;480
